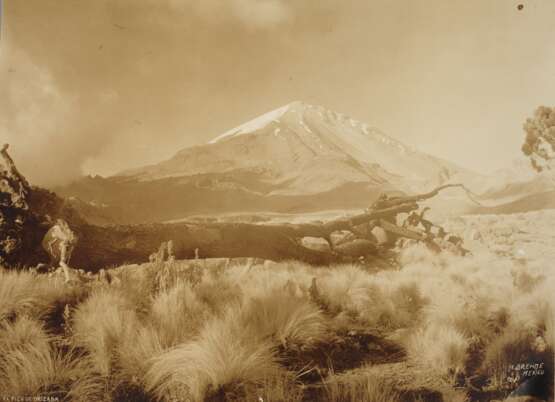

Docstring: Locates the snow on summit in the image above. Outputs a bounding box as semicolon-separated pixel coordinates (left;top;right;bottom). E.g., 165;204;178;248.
119;101;473;194
209;101;415;157
209;102;297;144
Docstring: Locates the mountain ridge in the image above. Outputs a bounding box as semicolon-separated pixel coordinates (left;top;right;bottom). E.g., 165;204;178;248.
57;101;500;224
116;101;469;193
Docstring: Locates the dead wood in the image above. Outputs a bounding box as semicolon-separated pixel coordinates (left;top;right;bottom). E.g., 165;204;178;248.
2;145;471;270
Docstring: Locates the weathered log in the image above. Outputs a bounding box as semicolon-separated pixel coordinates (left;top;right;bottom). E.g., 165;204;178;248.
264;202;418;238
33;186;463;271
378;219;426;241
2;144;467;271
66;202;419;270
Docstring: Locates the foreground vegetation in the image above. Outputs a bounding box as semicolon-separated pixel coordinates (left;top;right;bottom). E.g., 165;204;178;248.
0;228;553;401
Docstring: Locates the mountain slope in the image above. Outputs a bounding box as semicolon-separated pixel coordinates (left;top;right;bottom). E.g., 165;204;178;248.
58;101;473;223
477;158;554;202
119;101;466;193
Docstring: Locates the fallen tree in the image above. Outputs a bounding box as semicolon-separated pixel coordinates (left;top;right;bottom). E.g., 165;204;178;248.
33;188;472;271
68;201;419;270
2;145;472;271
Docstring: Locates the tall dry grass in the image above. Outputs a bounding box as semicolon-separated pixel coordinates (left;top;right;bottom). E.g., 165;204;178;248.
404;323;469;378
395;243;554;387
145;278;328;401
70;287;163;400
240;287;328;348
0;268;89;325
0;316;102;400
72;289;140;376
146;307;281;401
0;269;40;321
149;281;211;348
1;223;553;402
323;374;403;402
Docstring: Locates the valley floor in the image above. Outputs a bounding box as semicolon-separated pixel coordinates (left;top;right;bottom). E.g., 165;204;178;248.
0;210;554;402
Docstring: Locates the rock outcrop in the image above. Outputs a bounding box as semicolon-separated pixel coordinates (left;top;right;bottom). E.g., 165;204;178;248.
0;144;31;267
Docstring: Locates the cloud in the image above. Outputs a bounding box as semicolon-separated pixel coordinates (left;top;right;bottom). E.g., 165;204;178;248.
0;46;120;186
0;0;297;187
157;0;293;30
0;0;342;187
229;0;293;29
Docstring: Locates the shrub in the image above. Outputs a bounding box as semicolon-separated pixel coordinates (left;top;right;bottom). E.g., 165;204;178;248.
0;269;44;321
194;275;244;315
115;324;163;391
0;269;89;325
0;316;102;400
481;320;553;391
149;281;211;348
405;323;469;378
240;287;328;349
146;307;281;402
0;315;51;354
315;265;384;320
71;289;139;376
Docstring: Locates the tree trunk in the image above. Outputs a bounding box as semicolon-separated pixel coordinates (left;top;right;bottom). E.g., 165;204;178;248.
26;182;473;271
69;202;419;271
1;141;472;271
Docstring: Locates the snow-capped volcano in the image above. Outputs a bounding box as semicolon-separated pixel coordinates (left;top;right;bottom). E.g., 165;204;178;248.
208;103;293;144
121;101;465;194
58;101;476;223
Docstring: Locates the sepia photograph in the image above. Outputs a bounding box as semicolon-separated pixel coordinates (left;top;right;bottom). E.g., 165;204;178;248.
0;1;554;401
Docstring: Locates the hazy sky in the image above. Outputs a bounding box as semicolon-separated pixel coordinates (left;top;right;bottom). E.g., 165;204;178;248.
1;0;554;185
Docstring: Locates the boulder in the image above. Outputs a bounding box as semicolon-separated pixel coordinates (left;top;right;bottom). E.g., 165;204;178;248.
300;237;331;253
371;226;389;245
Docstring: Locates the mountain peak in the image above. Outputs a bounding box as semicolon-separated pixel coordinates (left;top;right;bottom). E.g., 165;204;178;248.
209;101;304;144
117;101;468;194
